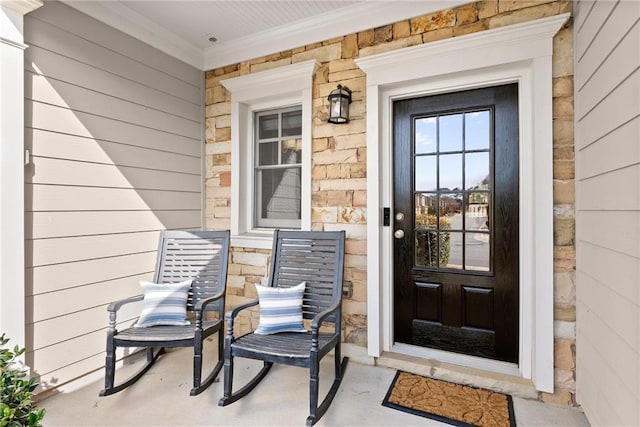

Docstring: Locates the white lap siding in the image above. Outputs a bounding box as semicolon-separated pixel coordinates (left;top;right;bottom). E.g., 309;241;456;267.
24;1;203;391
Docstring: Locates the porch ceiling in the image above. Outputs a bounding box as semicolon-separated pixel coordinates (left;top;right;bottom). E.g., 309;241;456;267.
60;0;471;70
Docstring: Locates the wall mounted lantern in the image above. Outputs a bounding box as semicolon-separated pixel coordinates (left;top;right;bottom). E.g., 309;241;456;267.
327;84;352;124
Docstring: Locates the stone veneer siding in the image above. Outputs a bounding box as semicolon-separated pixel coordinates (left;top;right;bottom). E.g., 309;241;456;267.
204;0;575;406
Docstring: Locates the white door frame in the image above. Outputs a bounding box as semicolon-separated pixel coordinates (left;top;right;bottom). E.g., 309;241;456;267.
356;13;570;393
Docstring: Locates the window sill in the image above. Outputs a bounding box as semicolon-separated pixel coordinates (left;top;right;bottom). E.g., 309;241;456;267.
231;231;275;249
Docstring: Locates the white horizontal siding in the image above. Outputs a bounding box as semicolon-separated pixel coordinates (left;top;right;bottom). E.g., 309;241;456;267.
575;1;640;425
24;1;203;391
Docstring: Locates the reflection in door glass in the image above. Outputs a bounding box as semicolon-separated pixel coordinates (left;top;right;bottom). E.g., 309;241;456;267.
465;110;490;150
442;231;461;269
465;192;489;231
439;154;462;190
465;232;490;271
439;113;463;152
415;117;437;154
465;152;490;190
415;156;437;191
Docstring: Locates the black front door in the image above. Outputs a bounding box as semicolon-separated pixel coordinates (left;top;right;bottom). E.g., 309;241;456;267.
392;84;519;363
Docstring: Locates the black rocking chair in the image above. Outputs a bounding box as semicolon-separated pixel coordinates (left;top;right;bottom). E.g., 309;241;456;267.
219;230;348;426
100;230;230;396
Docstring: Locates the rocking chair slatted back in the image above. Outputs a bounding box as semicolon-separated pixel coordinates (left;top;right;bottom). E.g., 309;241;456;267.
155;232;229;313
269;231;345;321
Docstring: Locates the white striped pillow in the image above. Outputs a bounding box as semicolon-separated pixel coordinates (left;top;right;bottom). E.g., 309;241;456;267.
254;282;308;335
135;280;192;327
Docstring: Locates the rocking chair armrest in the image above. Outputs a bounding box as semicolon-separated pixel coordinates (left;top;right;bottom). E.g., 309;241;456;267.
310;301;341;333
225;299;259;323
106;295;144;313
194;291;225;313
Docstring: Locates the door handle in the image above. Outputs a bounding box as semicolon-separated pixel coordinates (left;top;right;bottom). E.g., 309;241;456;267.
394;229;405;239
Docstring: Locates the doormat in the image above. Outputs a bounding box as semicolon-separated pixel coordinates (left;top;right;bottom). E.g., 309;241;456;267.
382;371;516;427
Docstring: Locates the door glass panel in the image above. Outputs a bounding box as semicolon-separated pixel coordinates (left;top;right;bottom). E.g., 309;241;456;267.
439;113;463;152
442;231;461;269
465;152;490;190
259;168;301;220
258;141;278;165
415;117;437;154
465;110;490;150
415;194;436;217
465;192;489;231
465;232;490;271
415;155;437;191
439;153;462;191
415;230;439;267
439;193;462;228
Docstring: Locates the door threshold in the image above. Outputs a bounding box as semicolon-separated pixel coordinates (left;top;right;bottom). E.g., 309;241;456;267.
378;347;538;399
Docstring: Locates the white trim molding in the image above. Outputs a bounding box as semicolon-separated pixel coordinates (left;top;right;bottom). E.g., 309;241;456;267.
0;0;42;359
356;13;570;393
221;60;319;249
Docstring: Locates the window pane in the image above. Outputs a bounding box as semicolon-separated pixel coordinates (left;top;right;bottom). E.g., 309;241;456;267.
415;117;437;154
465;152;490;190
258;113;278;139
282;110;302;137
443;231;461;269
439;113;463;152
258;141;278;166
259;168;301;220
282;138;301;164
415;155;436;191
465;192;489;231
465;110;490;150
439;153;462;190
465;232;490;271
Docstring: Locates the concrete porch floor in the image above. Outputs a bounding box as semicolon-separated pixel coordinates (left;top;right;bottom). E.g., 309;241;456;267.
38;346;589;426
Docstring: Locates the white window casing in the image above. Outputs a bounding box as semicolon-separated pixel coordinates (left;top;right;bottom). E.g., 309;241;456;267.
356;13;570;393
221;59;319;249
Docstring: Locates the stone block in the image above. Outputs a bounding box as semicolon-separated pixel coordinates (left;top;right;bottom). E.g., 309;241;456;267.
312;207;338;224
211;153;231;166
359;35;423;57
227;275;245;288
329;59;357;73
457;3;479;25
215;114;231;128
326;164;347;179
329;68;366;82
553;76;573;97
554;339;575;370
343;299;367;315
233;251;268;267
499;0;556;13
358;29;375;48
394;20;411;39
488;2;561;29
553;179;575;204
345;328;367;346
411;10;456;34
345;239;367;256
313;165;327;180
553;146;574;160
374;24;393;44
553;121;573;147
554;272;575;305
205;102;231;118
478;0;498;19
553;160;574;180
214;127;231;142
349;163;366;178
319;178;367;191
292;43;341;64
353;190;367;207
554;246;576;272
315;64;329;85
554;368;575;389
205;118;215;143
553;96;574;119
553;204;574;219
541;389;574;407
340;207;367;224
219;171;231;187
422;28;455;44
554;305;575;322
553;26;573;78
344;314;367;328
251;57;292;73
205;141;231;155
554;217;575;246
312;190;353;207
453;20;489;37
213;85;229;103
205;87;215;105
313;148;358;165
334;133;366;150
554;320;575;340
213;206;230;218
242;265;268;276
325;223;367;240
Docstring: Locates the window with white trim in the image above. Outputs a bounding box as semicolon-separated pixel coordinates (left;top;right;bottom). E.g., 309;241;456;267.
254;106;302;229
221;60;318;248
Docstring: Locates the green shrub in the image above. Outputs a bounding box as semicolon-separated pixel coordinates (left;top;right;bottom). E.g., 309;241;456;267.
415;214;451;267
0;334;45;427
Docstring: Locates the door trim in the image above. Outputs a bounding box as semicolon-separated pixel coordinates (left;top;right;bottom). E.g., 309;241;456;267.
356;13;570;393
